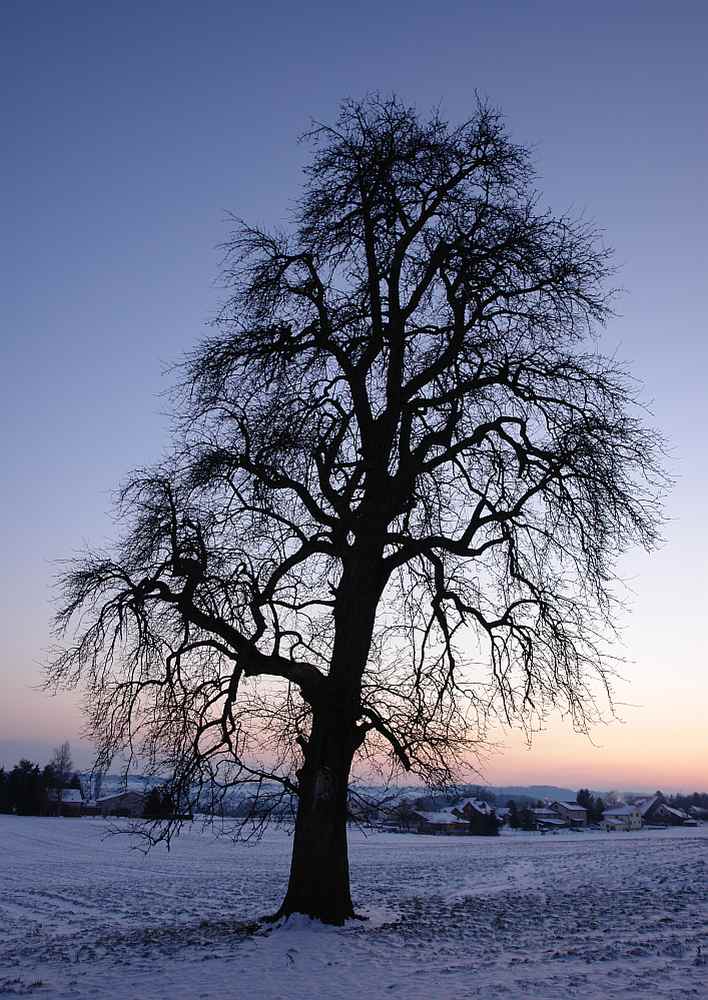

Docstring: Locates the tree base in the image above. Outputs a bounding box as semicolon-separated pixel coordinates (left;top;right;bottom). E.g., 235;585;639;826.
264;900;363;927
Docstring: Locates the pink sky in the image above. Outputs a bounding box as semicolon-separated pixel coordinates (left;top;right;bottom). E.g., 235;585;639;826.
1;533;706;793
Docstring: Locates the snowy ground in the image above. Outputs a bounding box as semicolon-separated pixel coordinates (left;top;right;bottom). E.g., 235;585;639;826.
0;817;706;999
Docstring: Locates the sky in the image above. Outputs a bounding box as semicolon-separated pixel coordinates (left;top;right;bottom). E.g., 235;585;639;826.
1;1;706;791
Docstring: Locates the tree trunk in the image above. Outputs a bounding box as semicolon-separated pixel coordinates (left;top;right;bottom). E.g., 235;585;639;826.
276;709;357;925
276;536;386;925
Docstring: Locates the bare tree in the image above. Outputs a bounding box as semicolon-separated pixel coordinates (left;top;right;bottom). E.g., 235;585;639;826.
48;95;664;924
47;740;74;809
50;741;73;786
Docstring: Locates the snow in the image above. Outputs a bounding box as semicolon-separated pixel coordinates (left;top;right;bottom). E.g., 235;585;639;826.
94;791;144;803
0;816;706;998
414;809;463;824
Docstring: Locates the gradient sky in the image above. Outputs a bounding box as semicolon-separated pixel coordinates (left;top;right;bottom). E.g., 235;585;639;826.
2;1;706;790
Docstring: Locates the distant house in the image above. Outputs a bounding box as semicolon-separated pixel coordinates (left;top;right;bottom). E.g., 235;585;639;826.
452;798;495;820
654;804;690;825
529;801;587;830
602;804;642;831
47;788;83;818
637;795;690;827
551;801;587;827
531;807;567;831
408;810;469;835
451;798;501;835
94;791;145;818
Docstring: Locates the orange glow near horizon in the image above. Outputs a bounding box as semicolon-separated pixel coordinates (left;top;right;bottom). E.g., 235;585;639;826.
3;577;706;794
481;718;707;793
3;673;706;794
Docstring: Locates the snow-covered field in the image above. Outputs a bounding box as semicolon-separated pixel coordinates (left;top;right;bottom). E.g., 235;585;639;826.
0;817;706;999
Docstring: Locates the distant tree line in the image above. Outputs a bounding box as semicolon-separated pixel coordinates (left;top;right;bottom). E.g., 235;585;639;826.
0;753;187;822
665;791;708;813
0;743;81;816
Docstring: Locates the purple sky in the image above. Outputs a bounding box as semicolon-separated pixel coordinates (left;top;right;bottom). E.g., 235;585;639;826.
2;1;706;789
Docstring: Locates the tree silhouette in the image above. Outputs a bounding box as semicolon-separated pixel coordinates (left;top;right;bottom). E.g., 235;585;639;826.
577;787;604;824
507;800;520;829
8;760;47;815
49;95;664;924
0;769;8;813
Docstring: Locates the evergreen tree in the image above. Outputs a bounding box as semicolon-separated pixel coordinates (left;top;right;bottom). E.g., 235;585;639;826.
42;763;58;790
0;769;10;813
577;788;606;823
518;806;537;831
592;797;605;823
467;809;500;836
576;788;592;811
8;760;47;815
507;800;520;829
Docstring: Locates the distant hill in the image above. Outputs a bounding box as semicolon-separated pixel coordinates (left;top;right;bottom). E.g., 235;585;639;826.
73;776;661;809
77;776;579;804
357;784;577;800
81;772;576;801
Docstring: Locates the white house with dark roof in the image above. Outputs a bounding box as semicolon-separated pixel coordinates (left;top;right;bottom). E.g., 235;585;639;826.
602;804;642;831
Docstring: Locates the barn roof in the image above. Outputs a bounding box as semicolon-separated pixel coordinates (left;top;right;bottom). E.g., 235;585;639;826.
661;805;689;820
636;795;660;817
96;790;145;802
414;810;465;824
456;797;493;815
603;805;638;816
